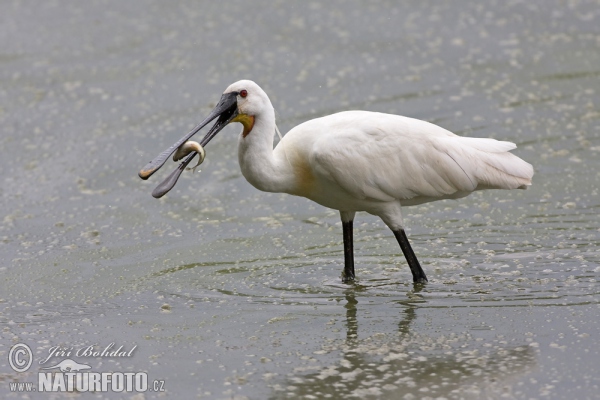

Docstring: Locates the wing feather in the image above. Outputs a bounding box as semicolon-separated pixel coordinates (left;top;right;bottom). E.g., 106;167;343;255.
306;111;532;204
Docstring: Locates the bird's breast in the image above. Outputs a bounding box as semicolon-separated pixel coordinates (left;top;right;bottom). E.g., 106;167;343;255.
288;153;317;198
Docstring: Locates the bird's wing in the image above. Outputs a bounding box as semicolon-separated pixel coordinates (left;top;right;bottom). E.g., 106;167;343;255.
308;112;528;203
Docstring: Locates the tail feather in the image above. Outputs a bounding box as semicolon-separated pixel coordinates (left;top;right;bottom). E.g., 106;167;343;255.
459;137;517;153
447;137;534;191
477;151;534;190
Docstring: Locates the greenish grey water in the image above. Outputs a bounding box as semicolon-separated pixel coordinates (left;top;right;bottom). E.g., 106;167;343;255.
1;0;599;398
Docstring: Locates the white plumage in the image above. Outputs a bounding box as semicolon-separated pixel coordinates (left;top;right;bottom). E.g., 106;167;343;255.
141;79;534;284
235;81;532;230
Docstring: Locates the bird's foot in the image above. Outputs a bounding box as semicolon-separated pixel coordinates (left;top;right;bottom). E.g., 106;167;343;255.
412;276;428;285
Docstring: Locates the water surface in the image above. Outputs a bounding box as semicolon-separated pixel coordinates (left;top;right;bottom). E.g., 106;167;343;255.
1;0;599;398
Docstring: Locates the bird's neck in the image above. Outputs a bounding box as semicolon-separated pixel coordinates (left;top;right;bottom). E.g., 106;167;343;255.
237;108;294;193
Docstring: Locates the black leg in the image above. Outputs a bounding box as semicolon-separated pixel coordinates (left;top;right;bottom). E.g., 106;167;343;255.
393;229;428;284
342;219;355;282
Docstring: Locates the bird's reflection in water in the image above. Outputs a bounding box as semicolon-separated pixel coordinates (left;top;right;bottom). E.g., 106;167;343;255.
343;291;359;346
343;283;422;348
397;283;423;338
270;283;536;399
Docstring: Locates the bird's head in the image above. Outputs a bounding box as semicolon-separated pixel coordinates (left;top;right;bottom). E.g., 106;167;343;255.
225;79;270;137
138;79;268;180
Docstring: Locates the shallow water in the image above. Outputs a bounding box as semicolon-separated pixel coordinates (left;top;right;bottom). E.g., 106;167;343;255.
1;0;599;398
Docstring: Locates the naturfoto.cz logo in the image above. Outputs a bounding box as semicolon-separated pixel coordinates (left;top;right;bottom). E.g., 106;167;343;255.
8;343;165;393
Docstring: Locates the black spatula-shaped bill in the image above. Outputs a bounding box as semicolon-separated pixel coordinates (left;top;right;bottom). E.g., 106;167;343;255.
151;152;197;198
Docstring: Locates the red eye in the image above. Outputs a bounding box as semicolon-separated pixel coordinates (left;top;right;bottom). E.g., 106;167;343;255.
240;89;248;98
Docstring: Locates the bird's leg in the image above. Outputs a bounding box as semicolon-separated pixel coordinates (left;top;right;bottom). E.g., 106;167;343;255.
342;220;355;282
340;211;356;283
393;229;428;284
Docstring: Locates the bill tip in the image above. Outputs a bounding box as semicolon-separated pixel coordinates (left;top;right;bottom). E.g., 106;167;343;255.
138;168;153;180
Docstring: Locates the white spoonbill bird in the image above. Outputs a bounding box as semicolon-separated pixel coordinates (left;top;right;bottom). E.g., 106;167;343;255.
139;80;534;284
